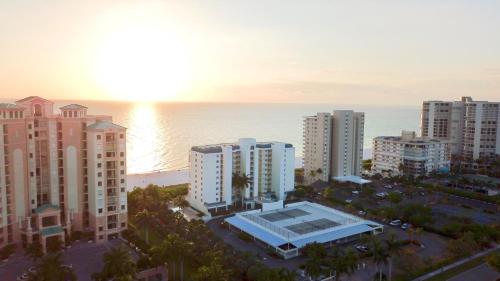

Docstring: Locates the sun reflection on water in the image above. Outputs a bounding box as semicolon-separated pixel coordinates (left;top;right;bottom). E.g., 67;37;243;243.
126;103;166;174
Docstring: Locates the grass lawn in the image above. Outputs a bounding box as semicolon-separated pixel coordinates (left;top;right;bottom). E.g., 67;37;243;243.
426;253;495;281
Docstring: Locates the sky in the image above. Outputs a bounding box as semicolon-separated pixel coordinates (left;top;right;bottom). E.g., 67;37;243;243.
1;0;499;105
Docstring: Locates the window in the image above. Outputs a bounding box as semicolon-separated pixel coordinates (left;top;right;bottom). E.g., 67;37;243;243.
97;135;101;140
97;154;102;159
121;205;125;210
120;152;124;157
98;226;103;231
97;163;102;168
98;208;103;214
120;134;124;139
98;181;102;186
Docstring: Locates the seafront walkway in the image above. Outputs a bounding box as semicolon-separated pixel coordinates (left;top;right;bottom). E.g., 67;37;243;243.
412;244;500;281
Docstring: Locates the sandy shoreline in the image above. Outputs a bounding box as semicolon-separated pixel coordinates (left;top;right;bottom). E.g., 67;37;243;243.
127;151;372;190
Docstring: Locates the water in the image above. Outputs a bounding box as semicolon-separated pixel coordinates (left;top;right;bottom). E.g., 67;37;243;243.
49;101;420;174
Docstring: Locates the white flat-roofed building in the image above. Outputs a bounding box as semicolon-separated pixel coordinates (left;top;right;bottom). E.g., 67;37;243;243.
188;138;295;215
225;201;383;259
303;110;364;184
372;131;450;177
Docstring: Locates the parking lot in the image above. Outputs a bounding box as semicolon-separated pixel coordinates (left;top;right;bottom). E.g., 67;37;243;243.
0;239;138;281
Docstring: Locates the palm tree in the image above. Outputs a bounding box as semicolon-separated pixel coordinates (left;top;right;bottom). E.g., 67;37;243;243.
151;233;193;281
385;233;403;281
135;209;155;244
25;242;43;263
304;257;322;281
316;168;323;181
173;195;190;210
309;169;317;183
193;259;232;281
92;246;136;281
398;163;405;176
232;173;251;208
303;243;326;280
371;238;388;281
29;253;76;281
329;248;358;281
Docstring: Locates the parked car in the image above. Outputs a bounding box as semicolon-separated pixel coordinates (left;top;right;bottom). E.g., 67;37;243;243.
401;223;411;230
345;199;353;204
389;219;402;226
394;190;403;194
352;190;360;195
385;185;393;189
355;245;369;253
376;192;388;198
358;210;367;216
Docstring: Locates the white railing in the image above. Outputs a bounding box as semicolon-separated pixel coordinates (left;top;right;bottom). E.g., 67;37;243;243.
241;214;298;240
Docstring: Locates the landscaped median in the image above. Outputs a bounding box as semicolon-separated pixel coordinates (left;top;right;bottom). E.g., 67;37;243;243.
407;246;500;281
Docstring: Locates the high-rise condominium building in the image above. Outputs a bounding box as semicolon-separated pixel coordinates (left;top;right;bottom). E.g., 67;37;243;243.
421;99;465;155
0;96;127;252
372;131;450;177
421;96;500;168
188;138;295;215
303;110;364;184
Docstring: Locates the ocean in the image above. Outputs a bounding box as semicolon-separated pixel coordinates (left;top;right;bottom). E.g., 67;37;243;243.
48;100;420;174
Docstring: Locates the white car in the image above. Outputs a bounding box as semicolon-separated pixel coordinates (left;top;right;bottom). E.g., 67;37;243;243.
352;190;359;195
345;199;353;204
389;219;402;226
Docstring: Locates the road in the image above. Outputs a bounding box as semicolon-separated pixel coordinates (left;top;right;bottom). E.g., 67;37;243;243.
447;263;500;281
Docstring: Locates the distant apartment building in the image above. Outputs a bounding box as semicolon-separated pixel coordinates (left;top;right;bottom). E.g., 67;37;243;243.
421;99;465;155
0;96;127;252
372;131;450;177
188;138;295;215
421;96;500;170
303;110;364;184
303;113;332;183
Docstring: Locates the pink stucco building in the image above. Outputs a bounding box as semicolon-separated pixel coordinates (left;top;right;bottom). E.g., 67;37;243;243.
0;96;127;252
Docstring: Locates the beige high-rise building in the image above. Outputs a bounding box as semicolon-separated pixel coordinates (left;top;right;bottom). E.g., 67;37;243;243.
303;110;364;184
0;96;127;252
421;98;466;156
303;113;332;183
421;96;500;170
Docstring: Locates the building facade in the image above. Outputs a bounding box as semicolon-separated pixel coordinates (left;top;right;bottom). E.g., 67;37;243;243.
187;138;295;215
303;110;364;184
303;113;332;183
421;96;500;170
372;131;450;177
0;96;127;251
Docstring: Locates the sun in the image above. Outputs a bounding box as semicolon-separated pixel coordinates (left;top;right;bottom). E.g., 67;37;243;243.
93;22;191;101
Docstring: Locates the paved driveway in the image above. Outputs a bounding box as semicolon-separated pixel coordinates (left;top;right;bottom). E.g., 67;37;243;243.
448;263;500;281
